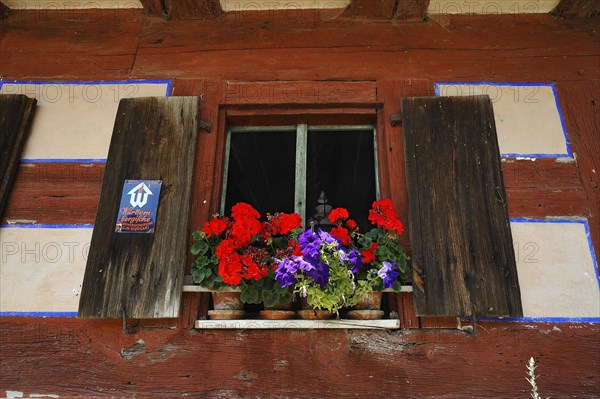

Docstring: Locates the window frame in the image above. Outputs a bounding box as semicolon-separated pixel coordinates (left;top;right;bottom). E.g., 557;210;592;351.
221;123;381;223
180;80;417;328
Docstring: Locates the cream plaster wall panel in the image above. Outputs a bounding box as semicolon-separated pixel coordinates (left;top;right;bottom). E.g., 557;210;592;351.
436;83;569;157
0;227;92;314
220;0;351;11
428;0;559;14
3;1;142;9
511;221;600;318
0;82;169;160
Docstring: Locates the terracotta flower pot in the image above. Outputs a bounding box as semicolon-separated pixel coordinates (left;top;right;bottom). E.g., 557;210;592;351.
260;298;295;320
354;291;382;310
296;297;334;320
208;291;245;320
347;291;384;320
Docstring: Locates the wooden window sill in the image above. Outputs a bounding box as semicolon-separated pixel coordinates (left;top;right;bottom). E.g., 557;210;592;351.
182;283;414;293
195;319;400;329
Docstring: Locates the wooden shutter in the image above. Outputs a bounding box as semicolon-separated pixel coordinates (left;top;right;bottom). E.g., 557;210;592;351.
78;96;199;319
0;94;37;218
402;95;522;318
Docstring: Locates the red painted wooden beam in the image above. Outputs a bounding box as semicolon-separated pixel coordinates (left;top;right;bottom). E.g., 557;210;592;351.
0;317;598;398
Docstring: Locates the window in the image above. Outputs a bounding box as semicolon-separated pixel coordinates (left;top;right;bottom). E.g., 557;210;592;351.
222;124;378;230
76;81;523;325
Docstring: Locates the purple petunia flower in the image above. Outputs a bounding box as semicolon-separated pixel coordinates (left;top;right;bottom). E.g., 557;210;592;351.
299;229;321;266
377;261;399;289
274;258;299;288
275;256;316;288
317;229;340;248
307;261;329;288
296;229;332;288
341;248;363;274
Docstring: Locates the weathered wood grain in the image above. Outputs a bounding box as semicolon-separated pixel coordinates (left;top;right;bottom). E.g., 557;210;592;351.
345;0;396;19
1;12;598;81
502;159;590;218
552;0;600;18
376;79;433;251
140;0;223;19
131;14;598;81
78;96;199;319
0;9;142;80
0;8;598;399
139;0;167;18
2;156;589;226
393;0;429;21
225;81;377;106
0;1;9;19
0;94;36;218
403;95;522;317
171;79;216;327
0;317;598;398
165;0;222;19
1;163;103;225
555;81;600;263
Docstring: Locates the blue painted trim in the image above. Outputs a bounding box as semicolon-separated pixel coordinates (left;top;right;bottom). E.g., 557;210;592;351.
509;217;600;314
500;153;572;159
550;83;572;156
434;81;572;158
583;220;600;290
0;312;78;317
510;217;586;224
0;224;93;229
21;158;107;163
0;79;172;95
463;316;600;323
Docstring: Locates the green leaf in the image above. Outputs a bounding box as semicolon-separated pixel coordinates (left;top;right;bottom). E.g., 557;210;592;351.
191;268;204;284
262;290;276;307
240;286;260;304
358;236;372;248
192;230;203;240
191;240;209;255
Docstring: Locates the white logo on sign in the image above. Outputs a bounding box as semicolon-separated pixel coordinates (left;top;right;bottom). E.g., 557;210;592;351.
128;182;153;208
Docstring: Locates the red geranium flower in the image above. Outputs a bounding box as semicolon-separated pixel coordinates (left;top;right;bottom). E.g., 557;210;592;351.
290;240;303;256
231;202;260;221
328;207;349;224
201;217;227;237
215;239;236;260
218;252;243;285
361;242;379;263
279;213;302;234
330;226;351;246
369;199;400;230
392;219;404;236
345;219;357;230
232;217;262;246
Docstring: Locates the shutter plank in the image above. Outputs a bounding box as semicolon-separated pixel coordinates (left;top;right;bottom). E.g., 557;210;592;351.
0;94;37;218
402;95;522;317
78;96;199;319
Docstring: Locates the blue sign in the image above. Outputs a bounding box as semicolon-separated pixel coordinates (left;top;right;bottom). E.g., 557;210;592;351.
115;180;162;233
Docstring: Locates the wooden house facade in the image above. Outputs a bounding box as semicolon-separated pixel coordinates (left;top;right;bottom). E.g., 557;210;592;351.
0;0;599;397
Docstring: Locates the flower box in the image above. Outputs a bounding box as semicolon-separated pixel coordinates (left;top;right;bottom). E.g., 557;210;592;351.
190;200;411;324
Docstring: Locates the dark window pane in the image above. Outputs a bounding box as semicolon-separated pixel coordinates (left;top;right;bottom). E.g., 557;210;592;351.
306;130;376;230
224;131;296;217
